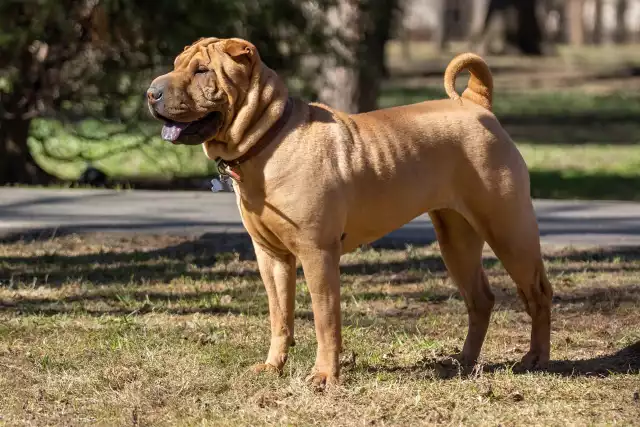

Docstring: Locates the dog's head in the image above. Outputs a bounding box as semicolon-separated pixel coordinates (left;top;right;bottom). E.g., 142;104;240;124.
147;37;259;148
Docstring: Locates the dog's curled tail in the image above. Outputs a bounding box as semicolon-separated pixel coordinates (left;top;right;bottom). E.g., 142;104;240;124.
444;53;493;111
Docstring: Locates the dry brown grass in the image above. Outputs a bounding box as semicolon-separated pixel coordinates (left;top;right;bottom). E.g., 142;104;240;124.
1;233;639;426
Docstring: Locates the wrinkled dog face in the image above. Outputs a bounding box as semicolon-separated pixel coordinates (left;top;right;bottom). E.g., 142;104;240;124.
147;37;256;145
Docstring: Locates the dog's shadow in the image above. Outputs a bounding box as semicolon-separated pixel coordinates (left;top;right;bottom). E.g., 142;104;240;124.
362;340;640;379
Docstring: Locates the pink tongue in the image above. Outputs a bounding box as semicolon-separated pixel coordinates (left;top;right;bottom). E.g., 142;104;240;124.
161;122;190;142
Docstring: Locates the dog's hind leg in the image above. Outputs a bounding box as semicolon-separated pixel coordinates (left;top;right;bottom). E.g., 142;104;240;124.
429;208;494;367
472;198;553;370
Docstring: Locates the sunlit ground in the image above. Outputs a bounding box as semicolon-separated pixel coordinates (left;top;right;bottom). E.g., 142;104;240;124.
1;234;638;425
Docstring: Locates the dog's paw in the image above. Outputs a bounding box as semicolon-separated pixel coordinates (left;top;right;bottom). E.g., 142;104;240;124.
435;354;463;379
305;371;339;391
250;363;281;376
514;351;549;373
435;353;476;378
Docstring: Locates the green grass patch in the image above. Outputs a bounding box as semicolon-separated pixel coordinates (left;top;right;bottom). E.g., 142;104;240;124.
519;143;640;200
29;119;218;180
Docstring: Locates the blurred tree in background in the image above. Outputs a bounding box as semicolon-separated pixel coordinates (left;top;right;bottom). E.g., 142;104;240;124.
466;0;544;55
481;0;544;55
3;0;638;186
0;0;332;185
318;0;402;113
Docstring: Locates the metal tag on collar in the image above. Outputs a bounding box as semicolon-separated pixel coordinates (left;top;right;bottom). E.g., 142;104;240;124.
211;175;234;193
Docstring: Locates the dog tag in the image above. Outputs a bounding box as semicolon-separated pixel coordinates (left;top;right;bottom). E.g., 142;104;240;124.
210;176;235;193
211;178;224;193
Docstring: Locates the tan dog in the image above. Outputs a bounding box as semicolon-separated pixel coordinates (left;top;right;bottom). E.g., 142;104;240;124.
148;37;553;387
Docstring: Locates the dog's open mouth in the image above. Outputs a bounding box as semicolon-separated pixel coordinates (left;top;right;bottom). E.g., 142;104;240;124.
160;111;222;145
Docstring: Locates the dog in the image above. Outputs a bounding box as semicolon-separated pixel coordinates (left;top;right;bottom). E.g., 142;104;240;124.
147;37;553;387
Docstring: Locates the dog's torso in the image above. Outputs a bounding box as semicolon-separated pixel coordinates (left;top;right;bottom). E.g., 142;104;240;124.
234;97;527;255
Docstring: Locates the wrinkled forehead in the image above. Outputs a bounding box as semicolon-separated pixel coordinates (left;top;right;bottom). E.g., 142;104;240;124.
173;37;220;69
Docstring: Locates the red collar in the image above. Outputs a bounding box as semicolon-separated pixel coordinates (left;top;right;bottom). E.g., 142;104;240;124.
217;98;293;181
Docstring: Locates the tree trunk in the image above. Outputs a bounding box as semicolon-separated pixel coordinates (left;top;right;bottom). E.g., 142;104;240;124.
0;118;57;185
511;0;544;54
358;0;398;112
475;0;543;55
318;0;397;113
566;0;585;45
318;0;360;113
469;0;498;53
433;0;450;51
470;0;490;38
592;0;604;44
614;0;628;43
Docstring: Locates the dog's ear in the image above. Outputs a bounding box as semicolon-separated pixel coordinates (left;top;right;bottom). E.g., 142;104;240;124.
223;39;255;62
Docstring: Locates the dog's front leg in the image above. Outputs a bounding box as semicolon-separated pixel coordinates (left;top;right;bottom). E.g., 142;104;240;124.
299;246;342;387
251;243;296;374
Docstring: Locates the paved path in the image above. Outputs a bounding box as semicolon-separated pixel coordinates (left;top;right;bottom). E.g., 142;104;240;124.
1;188;640;247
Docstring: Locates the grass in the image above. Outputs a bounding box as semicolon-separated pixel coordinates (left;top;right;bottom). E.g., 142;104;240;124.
0;234;639;425
521;144;640;200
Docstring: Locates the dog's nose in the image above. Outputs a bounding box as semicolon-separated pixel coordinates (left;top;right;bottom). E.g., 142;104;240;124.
147;86;163;104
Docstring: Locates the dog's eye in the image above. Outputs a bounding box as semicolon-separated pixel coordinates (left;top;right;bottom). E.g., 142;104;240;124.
195;67;208;75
